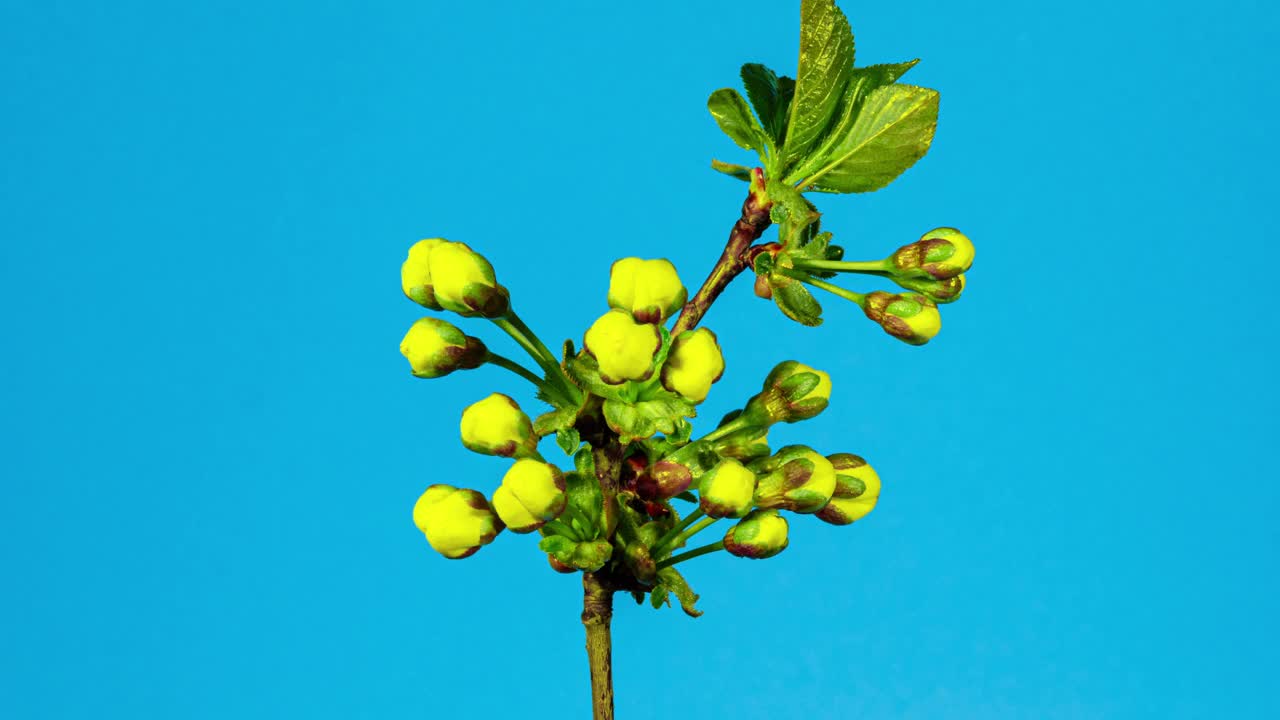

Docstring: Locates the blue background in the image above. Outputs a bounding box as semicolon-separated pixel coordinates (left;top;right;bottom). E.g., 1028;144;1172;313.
3;1;1276;717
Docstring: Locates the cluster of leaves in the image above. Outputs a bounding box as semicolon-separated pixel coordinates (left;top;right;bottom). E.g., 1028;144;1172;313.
710;0;938;194
709;0;941;328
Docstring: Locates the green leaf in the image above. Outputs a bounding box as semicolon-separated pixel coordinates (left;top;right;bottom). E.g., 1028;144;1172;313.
707;88;769;156
796;83;939;194
533;405;578;437
556;427;581;455
710;158;753;182
770;274;824;326
602;393;698;443
570;540;613;572
564;471;603;539
741;63;793;145
765;179;820;249
539;535;575;556
785;60;919;183
540;535;612;571
565;353;628;402
656;567;703;618
780;0;855;171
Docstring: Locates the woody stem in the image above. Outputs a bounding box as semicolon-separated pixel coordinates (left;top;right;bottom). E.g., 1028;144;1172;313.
671;168;774;335
582;572;614;720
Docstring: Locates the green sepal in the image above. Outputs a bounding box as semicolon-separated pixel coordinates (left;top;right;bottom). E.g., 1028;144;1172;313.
707;88;770;157
711;159;753;182
650;586;670;610
602;392;698;443
778;370;821;401
655;567;703;618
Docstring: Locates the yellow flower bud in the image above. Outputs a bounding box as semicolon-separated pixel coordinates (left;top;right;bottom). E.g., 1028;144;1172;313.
723;509;789;559
743;360;832;425
460;393;538;459
492;459;568;533
891;227;974;280
412;484;503;559
429;241;510;318
399;318;487;379
752;445;837;513
583;309;662;384
863;291;941;345
607;257;688;324
816;453;881;525
698;458;757;519
661;328;725;403
401;238;447;309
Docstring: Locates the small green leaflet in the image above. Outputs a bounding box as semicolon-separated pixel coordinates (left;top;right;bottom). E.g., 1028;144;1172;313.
707;88;770;157
710;159;753;182
780;0;855;172
533;405;578;437
799;83;939;193
770;274;824;326
602;393;697;443
556;427;581;455
655;567;702;617
740;63;794;146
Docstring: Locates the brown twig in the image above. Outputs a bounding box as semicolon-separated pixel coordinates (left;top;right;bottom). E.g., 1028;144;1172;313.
671;168;774;335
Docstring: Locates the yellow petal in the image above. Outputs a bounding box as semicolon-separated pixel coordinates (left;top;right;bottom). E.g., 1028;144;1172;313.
663;329;725;402
584;310;660;383
460;393;532;456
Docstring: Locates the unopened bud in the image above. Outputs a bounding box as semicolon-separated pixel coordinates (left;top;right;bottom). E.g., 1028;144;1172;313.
816;453;882;525
583;309;662;384
661;328;725;403
636;460;694;502
428;240;511;318
723;509;789;559
401;238;447;310
399;317;487;379
460;393;538;459
890;227;974;280
548;554;578;574
412;485;503;559
742;360;831;425
698;459;757;519
752;445;837;514
492;459;568;534
607;257;688;324
863;291;941;345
